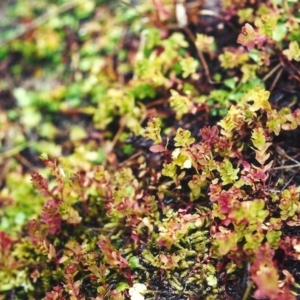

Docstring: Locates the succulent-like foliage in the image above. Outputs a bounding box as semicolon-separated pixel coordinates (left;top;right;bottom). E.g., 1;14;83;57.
2;0;300;299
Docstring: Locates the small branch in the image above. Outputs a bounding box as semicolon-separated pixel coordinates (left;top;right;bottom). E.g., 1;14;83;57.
262;63;281;82
120;1;142;17
276;146;300;164
183;27;216;84
0;0;86;47
270;163;300;171
269;67;283;92
145;98;168;108
15;153;38;171
1;143;28;159
118;151;143;167
242;280;253;300
281;173;296;191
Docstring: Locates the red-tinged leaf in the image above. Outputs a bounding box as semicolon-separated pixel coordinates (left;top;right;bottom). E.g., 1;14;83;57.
293;109;300;118
97;235;129;269
218;191;232;214
263;160;273;171
286;220;300;226
237;23;256;51
59;203;82;225
200;125;219;144
252;166;269;182
209;183;222;202
144;116;162;144
242;160;251;171
149;144;166;153
41;200;62;234
0;231;15;252
31;172;50;197
65;263;78;276
45;286;64;300
255;150;270;165
50;186;58;194
256;35;268;49
249;244;293;299
159;253;180;270
47;243;56;260
27;219;43;244
214;231;238;256
238;23;268;51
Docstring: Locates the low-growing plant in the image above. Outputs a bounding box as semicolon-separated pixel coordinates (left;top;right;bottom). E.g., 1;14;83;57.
2;0;300;299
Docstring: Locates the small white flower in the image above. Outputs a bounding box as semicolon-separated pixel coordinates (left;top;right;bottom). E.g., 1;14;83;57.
172;148;181;159
172;148;192;169
129;283;147;300
182;156;192;169
176;2;188;28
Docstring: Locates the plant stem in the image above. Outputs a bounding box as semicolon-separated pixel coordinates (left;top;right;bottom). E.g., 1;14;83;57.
242;280;253;300
270;163;300;171
0;0;85;46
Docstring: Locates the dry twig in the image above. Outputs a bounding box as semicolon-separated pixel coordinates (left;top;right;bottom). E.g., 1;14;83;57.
0;0;86;47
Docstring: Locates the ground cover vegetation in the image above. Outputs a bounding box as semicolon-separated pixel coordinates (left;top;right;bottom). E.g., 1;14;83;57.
1;0;300;299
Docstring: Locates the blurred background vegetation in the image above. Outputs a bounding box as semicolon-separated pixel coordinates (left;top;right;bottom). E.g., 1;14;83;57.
0;0;148;234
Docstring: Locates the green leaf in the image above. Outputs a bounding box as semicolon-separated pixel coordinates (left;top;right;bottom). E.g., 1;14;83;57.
218;159;240;185
244;231;264;251
283;41;300;61
237;8;254;24
266;231;282;248
207;275;217;287
115;282;129;292
244;88;271;112
59;203;82;224
224;78;237;89
162;162;177;180
251;127;266;150
70;126;88;141
144;117;162;144
128;256;140;269
169;90;192;119
172;148;193;169
214;231;238;255
272;23;287;42
174;128;195;148
188;175;207;200
255;14;277;37
180;57;198;78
